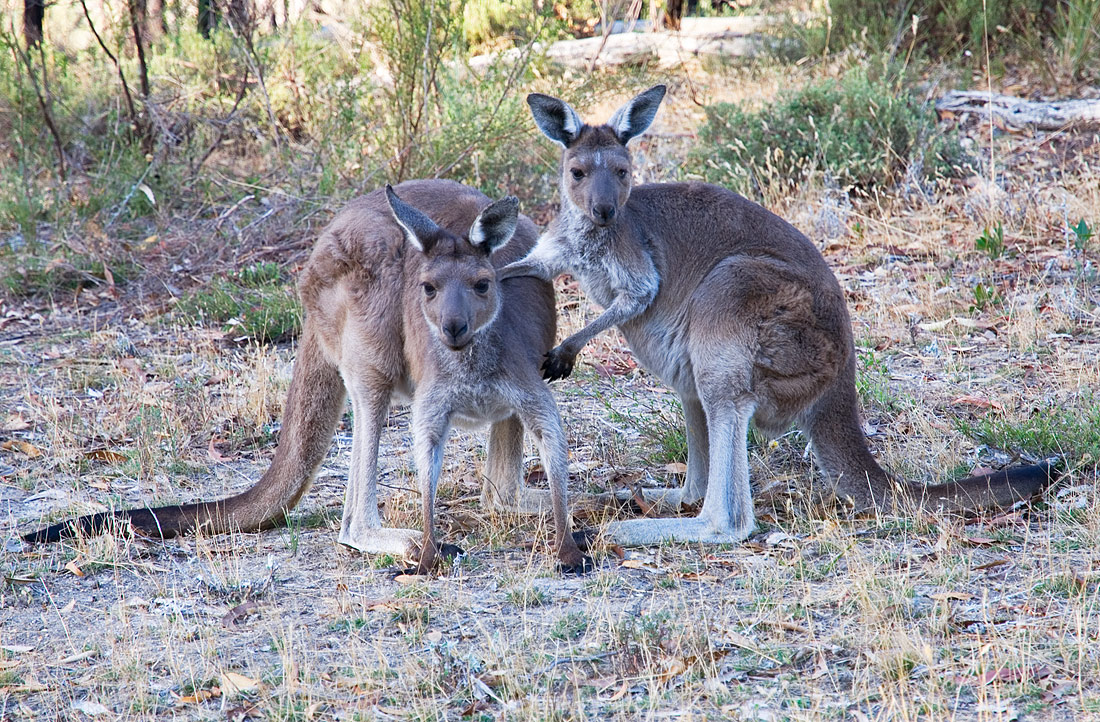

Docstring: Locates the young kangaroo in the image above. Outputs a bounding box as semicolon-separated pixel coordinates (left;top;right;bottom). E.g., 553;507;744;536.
24;180;592;575
500;85;1057;546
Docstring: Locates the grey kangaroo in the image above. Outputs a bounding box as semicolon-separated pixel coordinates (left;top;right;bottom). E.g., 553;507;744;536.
500;85;1057;546
24;180;592;575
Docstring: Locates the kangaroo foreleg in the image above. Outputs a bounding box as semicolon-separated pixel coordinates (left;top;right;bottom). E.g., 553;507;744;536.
543;292;655;381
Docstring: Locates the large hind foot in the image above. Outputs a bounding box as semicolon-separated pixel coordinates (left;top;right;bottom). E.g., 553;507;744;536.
338;527;422;559
604;516;756;547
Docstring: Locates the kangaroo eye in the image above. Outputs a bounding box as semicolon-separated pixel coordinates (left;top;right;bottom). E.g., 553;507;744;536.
617;168;628;179
422;283;437;298
570;168;585;180
474;279;490;294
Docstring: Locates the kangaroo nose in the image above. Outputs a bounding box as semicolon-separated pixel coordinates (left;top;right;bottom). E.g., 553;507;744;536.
591;203;616;225
444;320;468;346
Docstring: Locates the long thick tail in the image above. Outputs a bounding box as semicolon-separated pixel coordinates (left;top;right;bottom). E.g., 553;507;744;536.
23;324;347;544
908;459;1060;515
802;368;1060;515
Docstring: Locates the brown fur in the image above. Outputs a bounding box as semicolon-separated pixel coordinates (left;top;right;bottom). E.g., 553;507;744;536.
25;179;591;574
502;86;1057;546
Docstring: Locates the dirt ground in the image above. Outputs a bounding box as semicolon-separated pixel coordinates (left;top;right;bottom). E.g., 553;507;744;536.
3;74;1100;722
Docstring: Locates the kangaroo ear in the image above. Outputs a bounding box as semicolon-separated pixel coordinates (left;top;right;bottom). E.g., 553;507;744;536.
607;84;666;145
469;196;519;254
527;93;584;147
385;184;440;253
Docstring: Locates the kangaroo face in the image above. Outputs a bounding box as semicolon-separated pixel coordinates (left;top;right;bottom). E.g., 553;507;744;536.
418;249;498;350
562;128;633;228
385;185;520;352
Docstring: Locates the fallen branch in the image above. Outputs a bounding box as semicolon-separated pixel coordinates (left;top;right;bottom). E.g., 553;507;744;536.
936;91;1100;131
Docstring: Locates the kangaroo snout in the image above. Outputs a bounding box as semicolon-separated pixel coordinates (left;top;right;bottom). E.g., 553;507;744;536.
591;203;616;226
442;319;471;349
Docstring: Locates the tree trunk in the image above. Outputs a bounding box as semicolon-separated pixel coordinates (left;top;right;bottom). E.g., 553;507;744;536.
23;0;45;46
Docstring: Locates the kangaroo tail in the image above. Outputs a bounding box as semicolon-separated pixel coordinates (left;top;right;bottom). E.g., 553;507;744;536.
906;458;1061;515
23;325;346;545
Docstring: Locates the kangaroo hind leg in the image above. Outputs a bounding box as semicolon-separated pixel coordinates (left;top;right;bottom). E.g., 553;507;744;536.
338;378;421;560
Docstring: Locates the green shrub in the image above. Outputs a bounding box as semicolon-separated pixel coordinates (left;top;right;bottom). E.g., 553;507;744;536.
810;0;1045;57
177;263;301;343
693;64;967;195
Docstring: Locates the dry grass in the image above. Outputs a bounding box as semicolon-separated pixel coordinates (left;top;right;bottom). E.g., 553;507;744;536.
3;61;1100;722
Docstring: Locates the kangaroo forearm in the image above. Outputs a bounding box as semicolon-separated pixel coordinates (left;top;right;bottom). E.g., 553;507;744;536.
561;295;647;354
498;259;552;281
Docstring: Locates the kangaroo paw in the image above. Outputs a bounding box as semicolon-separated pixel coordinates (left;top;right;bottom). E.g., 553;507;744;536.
558;554;596;576
541;347;576;381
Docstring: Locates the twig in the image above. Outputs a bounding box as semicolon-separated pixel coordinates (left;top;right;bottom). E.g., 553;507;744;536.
78;0;141;138
106;161;156;228
6;26;65;181
535;650;618;675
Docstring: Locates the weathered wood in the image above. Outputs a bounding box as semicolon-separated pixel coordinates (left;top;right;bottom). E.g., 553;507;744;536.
470;16;782;71
936;90;1100;131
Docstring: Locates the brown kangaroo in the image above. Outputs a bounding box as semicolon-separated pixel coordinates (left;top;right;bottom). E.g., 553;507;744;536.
23;180;592;575
500;85;1057;546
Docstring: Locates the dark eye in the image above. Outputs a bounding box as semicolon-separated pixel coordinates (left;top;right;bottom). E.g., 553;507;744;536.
422;283;436;298
617;168;628;179
570;168;585;180
474;279;491;294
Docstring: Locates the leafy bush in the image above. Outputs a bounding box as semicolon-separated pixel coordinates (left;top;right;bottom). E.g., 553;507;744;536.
693;65;967;195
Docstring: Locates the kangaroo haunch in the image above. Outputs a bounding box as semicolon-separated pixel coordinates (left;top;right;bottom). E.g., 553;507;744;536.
24;180;592;575
500;85;1058;546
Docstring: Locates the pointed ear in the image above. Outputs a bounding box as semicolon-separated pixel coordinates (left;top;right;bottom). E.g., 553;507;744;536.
385;184;440;253
607;84;666;145
469;196;519;254
526;93;584;147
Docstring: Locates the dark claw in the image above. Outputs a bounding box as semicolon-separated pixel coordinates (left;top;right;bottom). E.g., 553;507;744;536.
541;348;575;381
437;543;465;560
558;555;596;576
571;528;596;552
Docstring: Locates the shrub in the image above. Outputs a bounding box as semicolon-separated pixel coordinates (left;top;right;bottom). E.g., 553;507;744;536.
810;0;1045;58
693;64;967;195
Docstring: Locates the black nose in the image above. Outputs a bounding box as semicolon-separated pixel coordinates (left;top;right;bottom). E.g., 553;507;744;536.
444;321;468;345
592;204;616;225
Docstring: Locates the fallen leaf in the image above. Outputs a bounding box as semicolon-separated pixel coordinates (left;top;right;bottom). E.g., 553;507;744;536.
979;665;1051;686
1;440;41;458
220;671;260;695
677;571;719;583
2;414;31;431
951;395;1005;412
394;574;430;585
664;462;688;474
1;645;34;654
973;559;1010;571
605;679;631;701
83;448;128;464
929;591;973;602
208;437;234;462
222;600;261;628
71;700;110;716
64;560;85;577
176;687;220;704
460;700;491;717
963;536;999;546
659;656;688;683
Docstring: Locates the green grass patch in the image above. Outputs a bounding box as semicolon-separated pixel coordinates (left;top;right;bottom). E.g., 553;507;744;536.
176;262;302;343
956;400;1100;467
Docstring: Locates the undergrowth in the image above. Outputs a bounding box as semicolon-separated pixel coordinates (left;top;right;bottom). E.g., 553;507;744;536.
693;62;968;196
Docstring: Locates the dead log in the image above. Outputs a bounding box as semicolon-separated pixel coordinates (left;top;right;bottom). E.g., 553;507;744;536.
936;90;1100;131
470;16;784;71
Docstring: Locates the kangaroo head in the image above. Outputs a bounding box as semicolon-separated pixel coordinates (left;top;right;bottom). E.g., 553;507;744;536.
385;185;519;350
527;85;665;228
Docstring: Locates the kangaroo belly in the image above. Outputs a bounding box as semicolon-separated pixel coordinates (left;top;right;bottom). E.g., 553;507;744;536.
620;316;695;395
